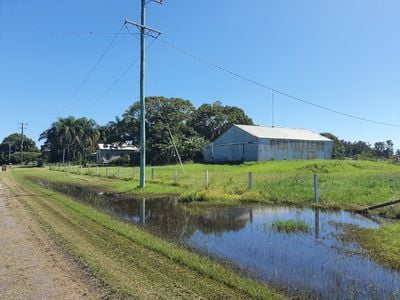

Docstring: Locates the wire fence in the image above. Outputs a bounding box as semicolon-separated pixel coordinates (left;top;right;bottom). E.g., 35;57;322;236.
47;163;400;209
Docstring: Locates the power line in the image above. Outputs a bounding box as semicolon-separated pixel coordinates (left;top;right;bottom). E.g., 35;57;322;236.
154;37;400;128
57;22;126;115
0;28;132;36
83;36;157;116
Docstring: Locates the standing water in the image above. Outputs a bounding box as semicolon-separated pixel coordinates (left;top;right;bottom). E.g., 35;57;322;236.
38;182;400;299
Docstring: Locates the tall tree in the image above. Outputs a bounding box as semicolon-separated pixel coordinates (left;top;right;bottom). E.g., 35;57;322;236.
123;96;196;164
374;141;386;158
40;117;100;163
0;133;40;164
320;132;345;159
190;101;253;141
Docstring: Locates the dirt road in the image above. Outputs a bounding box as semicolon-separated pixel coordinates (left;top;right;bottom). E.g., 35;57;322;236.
0;173;101;299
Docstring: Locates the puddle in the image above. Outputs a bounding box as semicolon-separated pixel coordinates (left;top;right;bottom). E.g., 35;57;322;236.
38;181;400;299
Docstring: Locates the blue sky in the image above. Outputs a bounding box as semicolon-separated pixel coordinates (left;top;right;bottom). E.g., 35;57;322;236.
1;0;399;150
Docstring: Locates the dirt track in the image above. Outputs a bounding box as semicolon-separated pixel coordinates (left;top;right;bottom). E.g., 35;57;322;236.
0;172;101;299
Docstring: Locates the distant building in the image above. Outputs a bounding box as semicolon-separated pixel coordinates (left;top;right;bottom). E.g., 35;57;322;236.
95;143;139;164
203;125;333;162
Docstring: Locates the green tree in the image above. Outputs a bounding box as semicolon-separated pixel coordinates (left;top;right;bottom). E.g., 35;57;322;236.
123;96;196;164
40;117;100;163
0;133;40;165
99;116;129;144
320;132;345;159
374;142;386;158
190;101;253;141
384;140;394;158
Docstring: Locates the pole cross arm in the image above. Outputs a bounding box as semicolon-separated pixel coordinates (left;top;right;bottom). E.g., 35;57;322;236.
146;0;163;4
125;19;162;38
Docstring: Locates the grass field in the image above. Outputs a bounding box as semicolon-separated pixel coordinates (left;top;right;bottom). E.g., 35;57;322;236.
4;170;284;299
48;160;400;214
8;160;400;280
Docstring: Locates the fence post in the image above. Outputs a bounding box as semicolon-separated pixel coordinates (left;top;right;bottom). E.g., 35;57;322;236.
173;169;177;184
314;174;319;203
248;172;253;190
151;167;154;181
106;166;109;177
205;169;209;189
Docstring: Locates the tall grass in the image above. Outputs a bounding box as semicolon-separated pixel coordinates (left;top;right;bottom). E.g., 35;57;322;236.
271;219;310;233
44;160;400;210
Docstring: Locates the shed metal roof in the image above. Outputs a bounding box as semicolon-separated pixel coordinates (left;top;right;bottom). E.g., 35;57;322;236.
235;125;332;142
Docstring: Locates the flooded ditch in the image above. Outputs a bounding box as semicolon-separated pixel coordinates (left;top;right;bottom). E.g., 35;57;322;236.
37;181;400;299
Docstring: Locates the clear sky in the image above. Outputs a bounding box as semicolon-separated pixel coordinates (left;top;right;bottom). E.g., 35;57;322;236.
1;0;399;150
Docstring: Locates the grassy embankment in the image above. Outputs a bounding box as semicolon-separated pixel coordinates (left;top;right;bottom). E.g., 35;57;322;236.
4;170;284;299
50;160;400;214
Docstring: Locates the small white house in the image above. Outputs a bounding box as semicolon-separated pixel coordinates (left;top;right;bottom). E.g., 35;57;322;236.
95;143;139;164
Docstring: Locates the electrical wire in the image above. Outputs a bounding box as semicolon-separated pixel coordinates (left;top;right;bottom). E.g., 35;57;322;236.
154;37;400;128
124;27;186;171
0;29;131;36
83;37;157;116
57;22;126;115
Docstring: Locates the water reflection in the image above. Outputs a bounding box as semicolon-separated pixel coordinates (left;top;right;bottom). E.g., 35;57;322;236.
38;181;400;299
140;198;145;225
314;208;320;239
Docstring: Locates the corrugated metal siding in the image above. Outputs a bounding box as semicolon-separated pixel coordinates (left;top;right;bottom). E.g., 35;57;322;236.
203;126;258;162
202;126;333;162
257;139;333;160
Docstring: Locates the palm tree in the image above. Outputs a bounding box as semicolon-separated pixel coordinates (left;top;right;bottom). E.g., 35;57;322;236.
40;117;100;163
55;116;75;163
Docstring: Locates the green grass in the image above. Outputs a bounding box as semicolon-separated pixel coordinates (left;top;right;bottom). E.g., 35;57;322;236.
43;160;400;213
10;160;400;274
6;170;284;299
271;219;310;233
343;222;400;270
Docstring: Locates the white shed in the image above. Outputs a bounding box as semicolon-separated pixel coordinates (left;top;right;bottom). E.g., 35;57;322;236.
203;125;333;162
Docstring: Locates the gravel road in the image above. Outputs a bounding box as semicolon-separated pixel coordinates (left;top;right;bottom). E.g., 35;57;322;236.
0;176;101;299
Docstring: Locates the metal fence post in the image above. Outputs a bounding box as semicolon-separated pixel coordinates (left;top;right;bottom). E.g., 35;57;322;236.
205;169;209;189
248;172;253;190
151;167;154;181
314;174;319;203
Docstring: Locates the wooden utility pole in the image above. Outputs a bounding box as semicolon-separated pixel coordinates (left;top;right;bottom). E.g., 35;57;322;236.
18;123;28;165
125;0;162;188
8;143;11;163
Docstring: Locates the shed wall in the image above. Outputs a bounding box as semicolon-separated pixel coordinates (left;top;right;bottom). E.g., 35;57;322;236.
203;127;333;162
203;126;258;162
257;139;333;160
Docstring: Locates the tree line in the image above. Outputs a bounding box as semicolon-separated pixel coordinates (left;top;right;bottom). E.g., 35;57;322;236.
38;97;253;164
0;133;40;165
0;96;399;165
321;133;399;160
